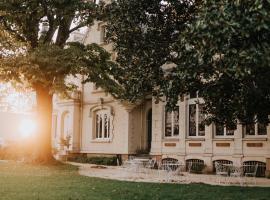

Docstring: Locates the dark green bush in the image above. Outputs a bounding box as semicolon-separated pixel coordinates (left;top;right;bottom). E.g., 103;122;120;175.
68;155;118;166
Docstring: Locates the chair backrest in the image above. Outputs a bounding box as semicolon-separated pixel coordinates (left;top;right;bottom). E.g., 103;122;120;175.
148;159;156;168
215;162;227;173
230;165;243;176
252;163;259;176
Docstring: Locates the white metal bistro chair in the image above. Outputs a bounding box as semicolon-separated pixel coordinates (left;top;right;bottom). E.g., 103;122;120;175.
244;164;258;185
230;165;244;186
144;158;156;174
157;160;173;182
215;162;229;184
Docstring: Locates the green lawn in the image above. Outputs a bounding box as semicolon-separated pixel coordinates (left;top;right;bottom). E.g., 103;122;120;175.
0;162;269;200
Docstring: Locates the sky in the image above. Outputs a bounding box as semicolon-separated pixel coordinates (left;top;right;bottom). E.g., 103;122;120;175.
0;83;35;113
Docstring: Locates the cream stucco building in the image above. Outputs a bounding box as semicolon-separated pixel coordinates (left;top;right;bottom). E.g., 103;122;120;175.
52;21;270;176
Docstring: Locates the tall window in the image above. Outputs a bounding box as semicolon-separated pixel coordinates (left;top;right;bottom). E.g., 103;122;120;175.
95;110;111;139
245;122;267;136
188;93;205;137
100;25;107;44
165;106;179;137
215;123;236;137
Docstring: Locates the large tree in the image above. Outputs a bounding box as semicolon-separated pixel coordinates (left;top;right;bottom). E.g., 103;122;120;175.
0;0;113;162
168;0;270;125
105;0;270;125
103;0;201;101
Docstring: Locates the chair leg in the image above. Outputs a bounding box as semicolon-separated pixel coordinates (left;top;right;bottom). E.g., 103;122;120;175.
253;176;256;185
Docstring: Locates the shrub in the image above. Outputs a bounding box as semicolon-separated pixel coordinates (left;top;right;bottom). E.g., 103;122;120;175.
68;155;118;166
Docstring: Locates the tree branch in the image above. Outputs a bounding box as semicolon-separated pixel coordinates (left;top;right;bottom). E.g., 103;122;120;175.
41;0;57;44
68;22;87;33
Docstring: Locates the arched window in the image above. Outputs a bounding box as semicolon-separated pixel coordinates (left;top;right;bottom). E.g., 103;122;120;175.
161;158;178;164
61;111;72;138
186;159;205;173
243;161;266;177
94;109;111;139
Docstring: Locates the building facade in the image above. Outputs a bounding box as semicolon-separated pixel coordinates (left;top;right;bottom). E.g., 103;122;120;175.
52;21;270;176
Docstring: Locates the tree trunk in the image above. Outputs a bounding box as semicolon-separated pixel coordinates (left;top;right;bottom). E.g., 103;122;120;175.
34;84;54;163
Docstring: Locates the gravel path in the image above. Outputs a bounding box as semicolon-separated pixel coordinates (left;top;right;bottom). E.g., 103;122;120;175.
67;162;270;187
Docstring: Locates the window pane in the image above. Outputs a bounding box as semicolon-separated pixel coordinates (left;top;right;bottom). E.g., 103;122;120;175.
99;114;103;138
96;114;99;138
246;123;255;135
258;123;267;135
173;107;179;136
216;123;224;136
95;111;111;139
226;123;236;136
165;110;172;137
198;104;205;136
108;116;110;138
104;114;108;138
189;104;196;136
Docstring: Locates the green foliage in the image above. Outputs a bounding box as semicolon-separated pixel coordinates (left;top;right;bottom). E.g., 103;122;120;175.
173;0;270;124
104;0;201;102
0;0;114;95
105;0;270;125
0;0;98;47
68;155;118;166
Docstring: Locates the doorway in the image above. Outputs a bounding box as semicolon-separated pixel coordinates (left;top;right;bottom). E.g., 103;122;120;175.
147;109;152;153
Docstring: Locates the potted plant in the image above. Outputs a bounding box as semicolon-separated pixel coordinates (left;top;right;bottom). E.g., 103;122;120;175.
59;135;71;155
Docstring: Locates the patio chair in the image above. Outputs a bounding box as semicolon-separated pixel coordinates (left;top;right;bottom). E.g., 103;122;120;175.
144;158;156;175
157;160;172;182
244;164;258;185
215;162;229;184
145;158;156;169
230;165;244;186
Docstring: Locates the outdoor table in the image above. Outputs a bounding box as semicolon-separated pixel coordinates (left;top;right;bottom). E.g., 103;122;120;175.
160;162;185;182
129;159;149;173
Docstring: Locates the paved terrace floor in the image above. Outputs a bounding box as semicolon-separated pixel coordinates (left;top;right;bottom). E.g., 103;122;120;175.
67;162;270;187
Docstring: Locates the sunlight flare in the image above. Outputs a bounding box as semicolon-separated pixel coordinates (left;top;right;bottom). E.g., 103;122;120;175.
19;119;37;138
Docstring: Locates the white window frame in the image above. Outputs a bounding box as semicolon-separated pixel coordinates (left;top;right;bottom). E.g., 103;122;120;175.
94;109;112;140
244;122;267;138
187;94;205;138
99;24;107;44
164;105;180;138
214;123;235;138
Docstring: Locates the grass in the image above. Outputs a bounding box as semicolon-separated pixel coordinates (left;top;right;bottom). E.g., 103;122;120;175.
0;162;269;200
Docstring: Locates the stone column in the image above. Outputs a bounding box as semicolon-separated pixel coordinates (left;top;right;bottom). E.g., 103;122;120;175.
204;123;213;172
233;121;243;162
178;98;187;157
150;100;163;156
